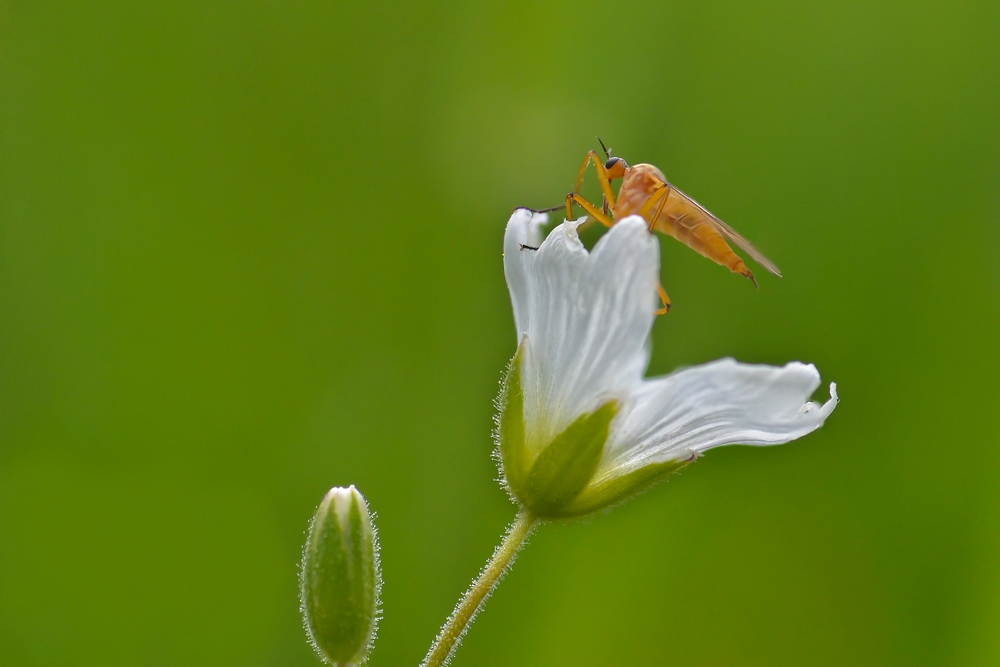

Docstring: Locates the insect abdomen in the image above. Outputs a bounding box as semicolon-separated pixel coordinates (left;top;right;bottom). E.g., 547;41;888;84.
655;201;752;280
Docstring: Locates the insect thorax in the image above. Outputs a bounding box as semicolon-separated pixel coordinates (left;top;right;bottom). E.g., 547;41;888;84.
614;163;668;219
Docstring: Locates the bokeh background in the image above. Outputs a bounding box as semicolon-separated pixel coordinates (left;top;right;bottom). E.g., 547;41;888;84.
2;1;999;665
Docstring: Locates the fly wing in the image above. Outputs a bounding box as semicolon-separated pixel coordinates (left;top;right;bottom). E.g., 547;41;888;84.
669;186;782;277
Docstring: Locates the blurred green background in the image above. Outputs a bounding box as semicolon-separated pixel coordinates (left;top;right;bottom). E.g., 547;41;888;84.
2;1;998;665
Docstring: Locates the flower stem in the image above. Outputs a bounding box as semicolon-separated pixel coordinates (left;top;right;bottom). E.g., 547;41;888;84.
420;512;538;667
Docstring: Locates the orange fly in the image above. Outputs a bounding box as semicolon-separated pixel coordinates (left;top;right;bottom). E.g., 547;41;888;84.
526;139;781;313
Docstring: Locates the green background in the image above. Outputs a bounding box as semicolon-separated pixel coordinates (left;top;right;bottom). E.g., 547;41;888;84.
2;1;998;665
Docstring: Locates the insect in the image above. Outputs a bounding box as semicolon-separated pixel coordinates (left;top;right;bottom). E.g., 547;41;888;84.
525;139;781;313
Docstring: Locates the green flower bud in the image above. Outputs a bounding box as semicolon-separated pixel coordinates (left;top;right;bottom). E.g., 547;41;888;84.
300;486;381;666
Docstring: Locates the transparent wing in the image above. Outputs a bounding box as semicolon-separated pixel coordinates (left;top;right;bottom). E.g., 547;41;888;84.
670;186;783;277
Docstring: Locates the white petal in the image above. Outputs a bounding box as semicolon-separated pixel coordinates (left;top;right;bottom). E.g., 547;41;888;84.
504;216;661;449
526;211;548;248
598;358;838;478
502;209;535;337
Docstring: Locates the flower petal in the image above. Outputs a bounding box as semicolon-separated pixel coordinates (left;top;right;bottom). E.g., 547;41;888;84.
525;211;548;248
504;215;661;449
503;209;535;337
598;358;838;478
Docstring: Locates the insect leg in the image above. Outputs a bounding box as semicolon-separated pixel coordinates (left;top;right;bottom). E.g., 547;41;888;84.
655;284;672;315
522;149;620;219
565;192;614;228
639;184;673;232
574;151;617;210
515;204;563;214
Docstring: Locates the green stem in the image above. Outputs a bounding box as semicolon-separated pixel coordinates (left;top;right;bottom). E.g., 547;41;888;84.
420;512;538;667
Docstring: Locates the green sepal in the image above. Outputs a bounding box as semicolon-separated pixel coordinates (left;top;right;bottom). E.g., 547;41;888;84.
301;486;380;666
521;400;619;517
497;342;530;501
555;457;692;518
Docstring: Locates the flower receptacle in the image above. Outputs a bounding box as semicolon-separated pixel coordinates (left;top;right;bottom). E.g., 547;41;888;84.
300;486;380;666
498;342;623;518
557;457;692;517
498;341;693;519
522;399;618;516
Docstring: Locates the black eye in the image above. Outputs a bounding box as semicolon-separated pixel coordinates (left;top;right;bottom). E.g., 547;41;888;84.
604;157;620;170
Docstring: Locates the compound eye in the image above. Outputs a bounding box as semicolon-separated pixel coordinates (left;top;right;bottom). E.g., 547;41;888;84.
604;157;620;171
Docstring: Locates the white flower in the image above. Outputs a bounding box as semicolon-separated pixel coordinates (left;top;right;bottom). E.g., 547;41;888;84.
497;209;838;518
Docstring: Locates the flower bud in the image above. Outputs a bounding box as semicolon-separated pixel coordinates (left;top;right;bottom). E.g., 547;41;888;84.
300;486;380;666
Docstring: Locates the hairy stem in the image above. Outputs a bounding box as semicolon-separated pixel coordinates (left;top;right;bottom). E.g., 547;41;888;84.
420;512;538;667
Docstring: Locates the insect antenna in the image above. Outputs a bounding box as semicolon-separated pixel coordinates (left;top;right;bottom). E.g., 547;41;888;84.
597;136;612;160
